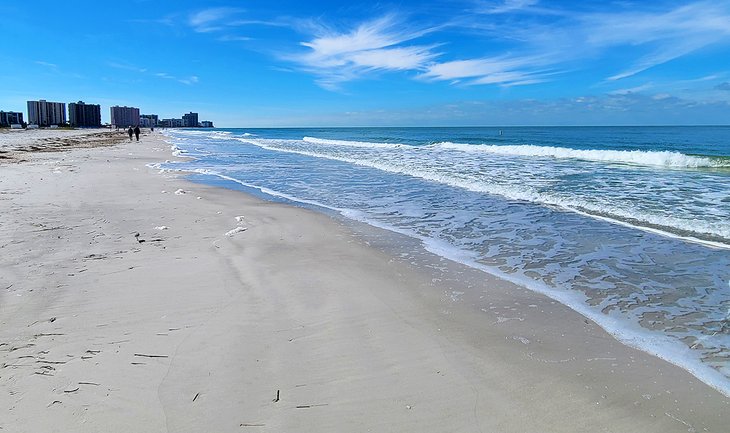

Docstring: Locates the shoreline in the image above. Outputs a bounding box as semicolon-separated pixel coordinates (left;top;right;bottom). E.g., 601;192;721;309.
169;148;730;398
1;132;729;432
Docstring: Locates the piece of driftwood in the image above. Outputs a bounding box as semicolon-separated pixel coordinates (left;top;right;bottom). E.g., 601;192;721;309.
64;387;80;393
295;403;329;409
133;353;168;358
193;392;200;402
273;390;280;402
78;381;100;386
240;423;265;427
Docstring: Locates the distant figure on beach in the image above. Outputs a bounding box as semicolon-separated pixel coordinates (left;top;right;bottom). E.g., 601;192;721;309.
134;125;140;141
127;126;133;141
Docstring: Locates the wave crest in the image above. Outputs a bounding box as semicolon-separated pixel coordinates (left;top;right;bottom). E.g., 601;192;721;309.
436;142;726;168
303;136;403;149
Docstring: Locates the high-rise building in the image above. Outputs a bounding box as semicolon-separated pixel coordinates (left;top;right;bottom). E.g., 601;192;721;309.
182;112;199;127
110;106;140;128
160;118;184;128
0;111;24;126
140;114;159;127
200;120;214;128
68;101;101;127
27;100;66;126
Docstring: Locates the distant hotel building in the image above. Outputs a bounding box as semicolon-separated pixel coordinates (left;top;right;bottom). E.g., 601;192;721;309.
0;111;24;127
27;100;66;126
158;112;213;128
68;101;101;127
110;105;140;128
182;112;199;127
140;114;159;128
160;118;184;128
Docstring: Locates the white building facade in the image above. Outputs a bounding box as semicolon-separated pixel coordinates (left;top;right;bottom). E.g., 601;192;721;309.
110;106;140;128
27;100;66;126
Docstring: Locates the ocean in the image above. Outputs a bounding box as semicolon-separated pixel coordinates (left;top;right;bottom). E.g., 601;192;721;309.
156;126;730;396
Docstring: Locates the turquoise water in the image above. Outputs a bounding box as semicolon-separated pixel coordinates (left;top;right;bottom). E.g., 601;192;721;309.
157;126;730;395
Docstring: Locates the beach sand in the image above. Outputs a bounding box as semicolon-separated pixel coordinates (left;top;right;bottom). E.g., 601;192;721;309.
1;130;728;432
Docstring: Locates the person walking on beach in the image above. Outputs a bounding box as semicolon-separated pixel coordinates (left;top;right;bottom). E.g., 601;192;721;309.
127;126;133;141
134;125;140;142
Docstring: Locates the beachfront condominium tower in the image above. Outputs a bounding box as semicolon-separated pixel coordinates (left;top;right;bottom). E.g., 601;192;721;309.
27;100;66;126
140;114;159;127
68;101;102;127
0;111;24;127
182;112;199;127
110;106;140;128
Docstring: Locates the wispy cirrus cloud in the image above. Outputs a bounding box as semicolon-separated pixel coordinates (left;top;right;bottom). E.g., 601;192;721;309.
474;0;541;15
156;72;199;85
419;54;558;86
292;15;439;90
189;7;245;33
108;61;148;73
205;1;730;93
109;61;198;85
581;1;730;80
435;0;730;87
35;60;58;69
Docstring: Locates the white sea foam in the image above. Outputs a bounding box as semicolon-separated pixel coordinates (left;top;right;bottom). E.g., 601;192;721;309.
235;137;730;246
155;140;730;397
436;142;726;168
303;136;403;149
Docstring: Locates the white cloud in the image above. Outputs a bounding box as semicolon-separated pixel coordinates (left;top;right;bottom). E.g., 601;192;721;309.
178;76;199;85
189;7;244;33
35;61;58;69
349;46;437;70
476;0;540;15
292;15;439;89
582;1;730;80
421;55;556;86
217;35;253;42
264;1;730;91
453;1;730;85
108;62;147;73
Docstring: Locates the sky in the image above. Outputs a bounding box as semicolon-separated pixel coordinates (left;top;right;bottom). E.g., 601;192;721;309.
1;0;730;127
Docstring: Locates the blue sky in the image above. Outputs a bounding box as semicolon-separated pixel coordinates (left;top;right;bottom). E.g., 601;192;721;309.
2;0;730;127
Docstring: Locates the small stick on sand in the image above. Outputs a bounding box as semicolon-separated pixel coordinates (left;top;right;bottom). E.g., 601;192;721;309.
193;392;200;402
273;390;280;402
133;353;168;358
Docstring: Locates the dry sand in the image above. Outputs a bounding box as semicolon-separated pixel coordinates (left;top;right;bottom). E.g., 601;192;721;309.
0;127;134;162
1;131;728;432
